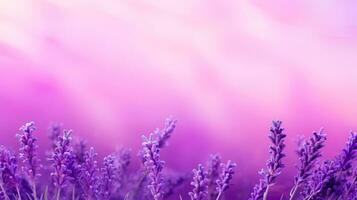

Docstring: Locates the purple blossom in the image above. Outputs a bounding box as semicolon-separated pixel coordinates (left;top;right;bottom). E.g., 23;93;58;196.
78;147;99;199
206;154;222;200
17;122;41;181
189;164;208;200
289;129;327;199
48;123;62;150
49;129;74;199
0;146;18;199
156;118;177;148
249;120;286;200
142;134;165;200
215;160;236;200
98;154;118;200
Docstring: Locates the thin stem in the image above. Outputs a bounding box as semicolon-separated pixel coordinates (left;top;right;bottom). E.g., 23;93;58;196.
16;186;21;200
289;184;299;200
56;188;61;200
0;183;10;200
72;187;75;200
32;182;37;200
215;192;222;200
263;185;270;200
43;186;48;200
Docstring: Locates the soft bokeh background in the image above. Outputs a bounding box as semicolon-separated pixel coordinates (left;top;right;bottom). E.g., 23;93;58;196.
1;0;357;198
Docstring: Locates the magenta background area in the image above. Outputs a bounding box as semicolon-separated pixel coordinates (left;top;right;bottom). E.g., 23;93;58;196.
1;1;357;199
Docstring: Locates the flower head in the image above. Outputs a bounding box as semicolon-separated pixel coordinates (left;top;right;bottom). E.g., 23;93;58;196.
49;129;74;188
216;160;236;199
17;121;41;181
142;134;165;200
189;164;208;200
98;154;118;200
249;120;286;200
78;147;99;199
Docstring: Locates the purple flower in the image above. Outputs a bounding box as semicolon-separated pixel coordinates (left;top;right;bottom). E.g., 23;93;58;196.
215;160;236;200
142;134;165;200
0;146;18;199
249;120;286;200
206;154;222;199
49;129;74;199
98;154;118;200
156;118;177;148
78;147;99;199
189;164;208;200
337;132;357;173
17;122;41;181
48;123;62;150
289;129;327;199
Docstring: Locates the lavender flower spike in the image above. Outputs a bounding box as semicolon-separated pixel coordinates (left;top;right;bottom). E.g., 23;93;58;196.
206;154;222;200
157;117;177;148
189;164;208;200
289;129;327;200
215;160;236;200
50;129;74;200
99;154;118;200
17;121;41;200
249;120;286;200
0;146;19;199
142;134;165;200
79;147;99;199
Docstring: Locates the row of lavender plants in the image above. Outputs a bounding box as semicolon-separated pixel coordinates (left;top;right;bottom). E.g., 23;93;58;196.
0;118;356;200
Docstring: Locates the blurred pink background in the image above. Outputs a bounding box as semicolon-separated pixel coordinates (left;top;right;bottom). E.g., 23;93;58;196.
1;0;357;198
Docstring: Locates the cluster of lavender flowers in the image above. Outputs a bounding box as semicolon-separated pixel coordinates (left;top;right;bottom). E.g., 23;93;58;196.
0;118;356;200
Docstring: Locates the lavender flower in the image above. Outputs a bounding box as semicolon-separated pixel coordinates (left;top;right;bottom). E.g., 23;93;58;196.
98;154;118;200
17;122;41;181
303;132;356;199
215;160;236;200
206;154;222;200
156;118;177;148
189;164;208;200
49;129;74;199
289;129;327;200
17;121;41;200
0;146;18;199
142;134;165;200
115;148;131;191
249;120;286;200
48;123;62;150
78;147;99;199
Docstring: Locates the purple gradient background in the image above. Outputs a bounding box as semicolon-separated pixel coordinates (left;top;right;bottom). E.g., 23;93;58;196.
1;0;357;198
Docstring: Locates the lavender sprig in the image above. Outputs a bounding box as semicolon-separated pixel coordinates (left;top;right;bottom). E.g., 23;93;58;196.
17;121;41;200
303;132;356;199
189;164;208;200
98;154;118;200
0;146;19;199
49;129;74;200
289;129;327;200
157;118;177;148
206;154;222;200
249;120;286;200
215;160;236;200
78;147;99;200
142;134;165;200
